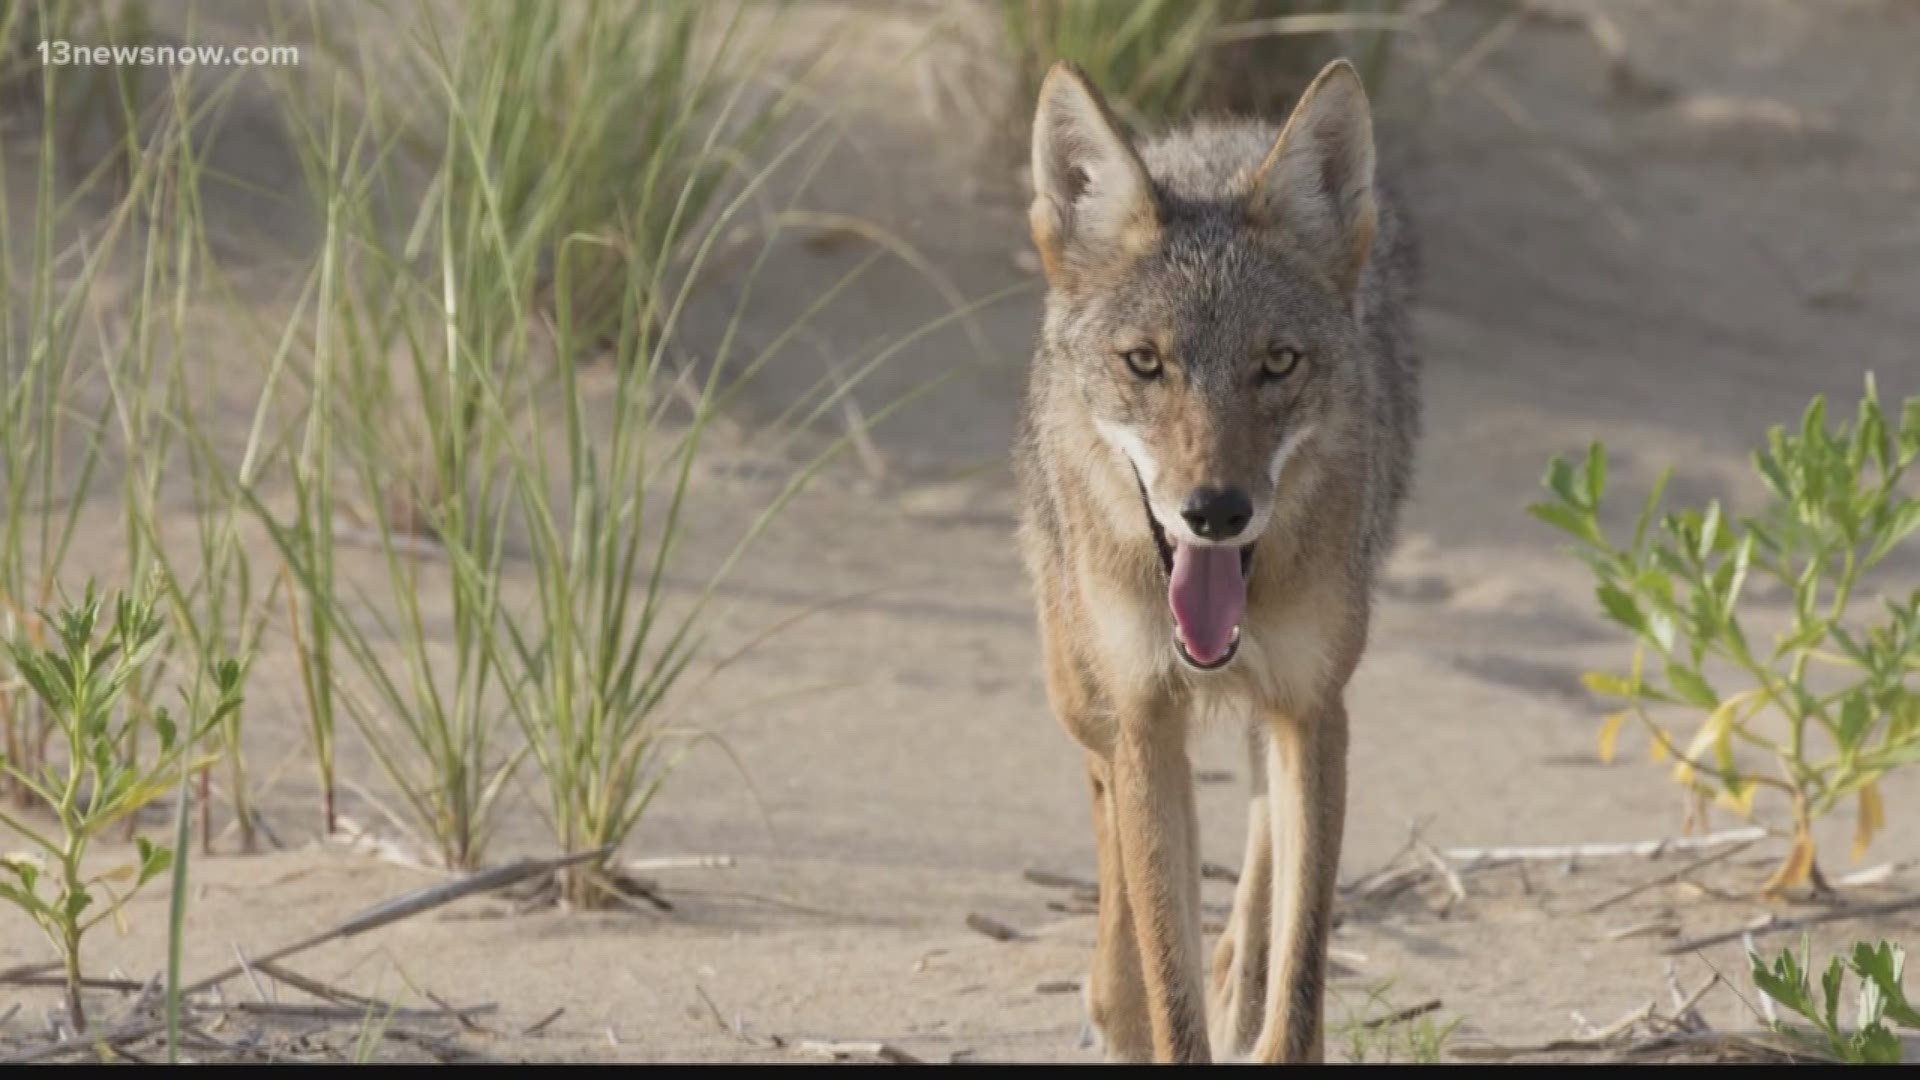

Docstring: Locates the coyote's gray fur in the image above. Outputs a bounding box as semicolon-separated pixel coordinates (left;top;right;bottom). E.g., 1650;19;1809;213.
1012;58;1420;1062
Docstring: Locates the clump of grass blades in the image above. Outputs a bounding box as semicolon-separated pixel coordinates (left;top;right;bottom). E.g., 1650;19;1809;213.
93;58;276;856
405;1;779;352
250;1;822;873
0;0;154;179
413;4;927;905
0;9;174;811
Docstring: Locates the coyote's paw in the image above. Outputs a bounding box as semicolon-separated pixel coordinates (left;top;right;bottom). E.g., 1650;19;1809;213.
1081;976;1152;1062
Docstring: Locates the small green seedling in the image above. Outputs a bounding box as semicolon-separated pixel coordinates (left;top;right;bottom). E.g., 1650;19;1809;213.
0;580;238;1032
1751;937;1920;1063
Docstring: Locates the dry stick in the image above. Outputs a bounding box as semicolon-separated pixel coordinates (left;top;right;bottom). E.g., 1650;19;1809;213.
1661;893;1920;955
1341;837;1420;895
1360;998;1442;1029
1451;1002;1658;1061
1604;919;1679;942
0;959;61;983
252;960;382;1010
230;1001;496;1022
1581;840;1758;914
694;984;771;1050
625;854;734;872
1349;864;1428;904
110;974;161;1026
181;846;611;996
1023;868;1096;893
3;975;149;992
1416;839;1468;910
1442;827;1767;864
426;989;491;1034
519;1006;565;1038
1606;1030;1829;1064
1671;972;1721;1032
231;945;270;1003
1587;999;1658;1042
965;913;1023;942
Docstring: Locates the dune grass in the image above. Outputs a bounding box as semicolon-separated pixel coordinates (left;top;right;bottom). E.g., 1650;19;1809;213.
997;0;1408;127
230;1;977;890
6;0;999;923
0;4;148;810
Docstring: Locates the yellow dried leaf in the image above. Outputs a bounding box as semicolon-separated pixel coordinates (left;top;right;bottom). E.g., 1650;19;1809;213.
1650;730;1670;763
1854;781;1885;861
1684;689;1755;765
1715;782;1758;818
1582;671;1635;698
1598;712;1629;764
1762;827;1818;896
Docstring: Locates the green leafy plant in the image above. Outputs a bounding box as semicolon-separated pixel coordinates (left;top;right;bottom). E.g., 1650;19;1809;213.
1750;937;1920;1063
0;580;239;1032
1532;379;1920;893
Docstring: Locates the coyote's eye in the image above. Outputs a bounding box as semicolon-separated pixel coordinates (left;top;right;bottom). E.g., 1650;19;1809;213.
1120;346;1162;380
1263;345;1304;381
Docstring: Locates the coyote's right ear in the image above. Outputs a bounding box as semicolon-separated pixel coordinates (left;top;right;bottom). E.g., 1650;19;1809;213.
1029;62;1159;285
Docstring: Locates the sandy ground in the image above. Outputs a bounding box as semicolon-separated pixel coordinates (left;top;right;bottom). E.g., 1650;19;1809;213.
5;0;1920;1062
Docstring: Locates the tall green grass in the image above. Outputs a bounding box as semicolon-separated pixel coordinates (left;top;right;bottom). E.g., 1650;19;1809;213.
280;1;799;872
5;0;995;919
245;1;947;887
0;3;144;808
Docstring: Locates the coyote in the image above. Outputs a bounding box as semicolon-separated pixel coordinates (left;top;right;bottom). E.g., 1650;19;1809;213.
1012;58;1419;1062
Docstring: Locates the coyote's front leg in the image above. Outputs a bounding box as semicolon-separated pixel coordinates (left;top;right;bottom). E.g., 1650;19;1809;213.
1210;725;1273;1058
1112;700;1209;1062
1084;757;1152;1061
1252;698;1349;1063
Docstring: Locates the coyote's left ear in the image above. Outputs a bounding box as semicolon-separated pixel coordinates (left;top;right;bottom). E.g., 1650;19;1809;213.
1250;60;1377;299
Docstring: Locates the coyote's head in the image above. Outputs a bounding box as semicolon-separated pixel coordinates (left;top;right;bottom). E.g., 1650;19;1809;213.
1029;59;1379;672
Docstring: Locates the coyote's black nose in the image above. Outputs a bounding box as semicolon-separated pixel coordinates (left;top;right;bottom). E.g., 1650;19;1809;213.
1180;488;1252;540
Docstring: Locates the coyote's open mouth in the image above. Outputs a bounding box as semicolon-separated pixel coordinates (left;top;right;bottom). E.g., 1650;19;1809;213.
1137;476;1253;672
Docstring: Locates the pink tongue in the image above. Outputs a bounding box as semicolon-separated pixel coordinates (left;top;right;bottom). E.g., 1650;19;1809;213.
1168;544;1245;665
